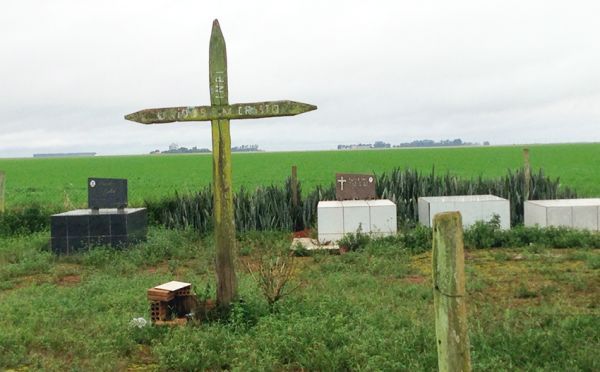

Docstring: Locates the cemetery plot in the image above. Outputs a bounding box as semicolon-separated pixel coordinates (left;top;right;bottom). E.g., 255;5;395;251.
525;198;600;231
317;172;397;244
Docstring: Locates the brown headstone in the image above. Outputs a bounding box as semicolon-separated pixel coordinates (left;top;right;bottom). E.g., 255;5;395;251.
335;173;377;201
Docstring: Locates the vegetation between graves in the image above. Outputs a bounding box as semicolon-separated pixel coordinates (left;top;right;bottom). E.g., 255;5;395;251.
335;220;600;253
0;166;578;236
147;166;576;232
0;228;597;370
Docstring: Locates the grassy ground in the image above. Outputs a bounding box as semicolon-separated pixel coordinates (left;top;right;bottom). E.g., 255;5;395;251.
0;143;598;209
0;228;598;370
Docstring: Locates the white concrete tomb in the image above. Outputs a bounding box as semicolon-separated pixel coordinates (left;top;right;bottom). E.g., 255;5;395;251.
317;199;397;243
418;195;510;229
524;199;600;231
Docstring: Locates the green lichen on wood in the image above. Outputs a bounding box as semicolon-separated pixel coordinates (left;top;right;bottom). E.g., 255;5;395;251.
124;101;317;124
209;19;237;308
0;171;5;213
432;212;471;372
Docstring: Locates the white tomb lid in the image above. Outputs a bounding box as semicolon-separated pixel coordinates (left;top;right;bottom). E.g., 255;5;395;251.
419;194;507;203
527;198;600;207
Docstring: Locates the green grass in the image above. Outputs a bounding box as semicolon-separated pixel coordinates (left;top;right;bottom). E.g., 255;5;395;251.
0;143;598;209
0;229;598;370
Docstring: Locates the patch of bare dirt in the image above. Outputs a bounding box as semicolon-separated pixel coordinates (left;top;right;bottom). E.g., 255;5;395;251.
56;275;81;286
403;275;427;285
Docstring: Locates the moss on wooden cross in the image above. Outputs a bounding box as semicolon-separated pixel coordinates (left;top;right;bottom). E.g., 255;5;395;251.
125;20;317;308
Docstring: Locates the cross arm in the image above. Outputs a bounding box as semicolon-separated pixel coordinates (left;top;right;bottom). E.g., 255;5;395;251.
125;100;317;124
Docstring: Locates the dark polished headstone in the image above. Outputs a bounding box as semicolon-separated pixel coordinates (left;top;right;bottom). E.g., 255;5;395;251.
50;208;147;254
88;178;128;209
335;173;377;201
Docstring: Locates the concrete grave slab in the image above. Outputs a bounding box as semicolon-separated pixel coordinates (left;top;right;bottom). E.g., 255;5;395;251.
524;199;600;231
418;195;510;229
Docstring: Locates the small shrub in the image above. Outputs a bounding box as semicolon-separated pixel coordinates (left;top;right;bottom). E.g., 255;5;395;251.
0;205;52;236
292;241;311;257
584;254;600;270
515;283;538;299
239;245;252;256
492;251;511;261
338;226;371;252
400;224;432;254
246;247;301;310
226;299;257;332
464;214;504;249
540;285;559;297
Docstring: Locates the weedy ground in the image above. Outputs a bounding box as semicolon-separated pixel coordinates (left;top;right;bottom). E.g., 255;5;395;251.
0;228;598;371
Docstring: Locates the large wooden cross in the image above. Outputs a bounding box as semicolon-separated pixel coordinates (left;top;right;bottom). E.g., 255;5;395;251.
125;19;317;308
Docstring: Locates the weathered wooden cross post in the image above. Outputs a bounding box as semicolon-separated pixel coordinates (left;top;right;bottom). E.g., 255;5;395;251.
125;20;317;308
432;211;471;372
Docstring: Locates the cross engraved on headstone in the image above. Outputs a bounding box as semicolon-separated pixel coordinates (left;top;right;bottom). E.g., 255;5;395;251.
124;20;317;308
337;176;347;191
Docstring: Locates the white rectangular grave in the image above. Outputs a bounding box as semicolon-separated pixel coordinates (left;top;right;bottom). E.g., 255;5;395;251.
418;195;510;229
524;199;600;231
317;199;397;243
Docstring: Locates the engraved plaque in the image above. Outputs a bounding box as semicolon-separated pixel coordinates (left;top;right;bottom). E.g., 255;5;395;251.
335;173;377;201
88;178;128;209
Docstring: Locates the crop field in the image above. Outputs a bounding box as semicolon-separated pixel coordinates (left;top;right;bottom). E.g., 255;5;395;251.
0;143;598;209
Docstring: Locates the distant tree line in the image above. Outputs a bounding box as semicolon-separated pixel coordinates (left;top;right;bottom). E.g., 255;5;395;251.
156;146;211;154
231;144;261;152
394;138;487;148
337;141;391;150
337;139;490;150
150;144;262;154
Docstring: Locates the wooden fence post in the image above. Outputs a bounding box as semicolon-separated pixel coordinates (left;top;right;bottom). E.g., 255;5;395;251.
523;148;531;201
432;211;471;372
291;165;298;208
0;171;5;213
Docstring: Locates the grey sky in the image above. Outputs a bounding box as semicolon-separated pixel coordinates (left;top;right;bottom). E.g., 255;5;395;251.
1;0;599;157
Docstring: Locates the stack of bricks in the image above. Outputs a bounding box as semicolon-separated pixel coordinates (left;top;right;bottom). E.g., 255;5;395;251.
147;281;192;325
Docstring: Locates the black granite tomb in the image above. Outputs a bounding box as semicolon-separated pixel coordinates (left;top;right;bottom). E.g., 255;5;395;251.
51;178;147;254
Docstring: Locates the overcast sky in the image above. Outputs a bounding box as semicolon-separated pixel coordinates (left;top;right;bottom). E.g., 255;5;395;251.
1;0;599;157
